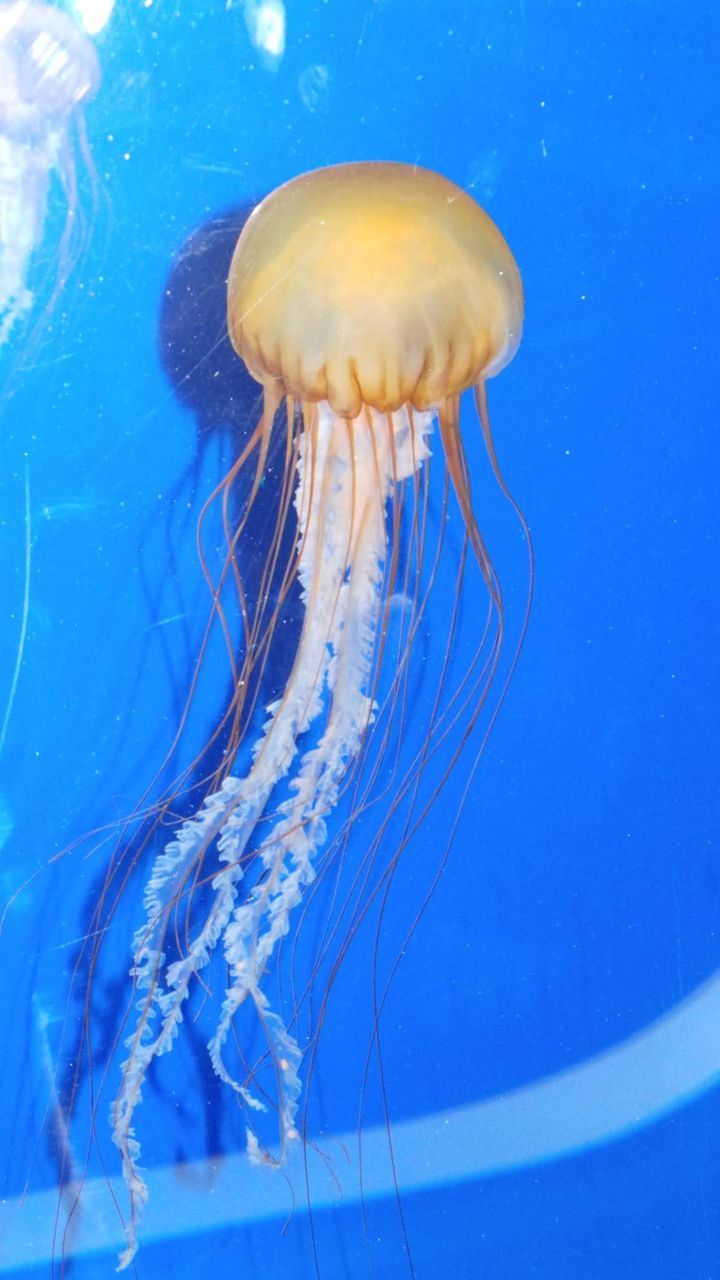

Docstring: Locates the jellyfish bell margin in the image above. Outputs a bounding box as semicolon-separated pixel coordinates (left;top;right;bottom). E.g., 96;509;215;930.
70;161;530;1270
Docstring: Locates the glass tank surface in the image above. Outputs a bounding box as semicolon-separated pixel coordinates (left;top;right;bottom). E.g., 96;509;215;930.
0;2;718;1278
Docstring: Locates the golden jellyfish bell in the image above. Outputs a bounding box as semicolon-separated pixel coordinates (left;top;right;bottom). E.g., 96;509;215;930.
227;161;523;417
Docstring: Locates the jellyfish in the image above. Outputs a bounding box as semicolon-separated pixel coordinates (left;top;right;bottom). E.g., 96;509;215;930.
0;2;99;346
100;161;527;1268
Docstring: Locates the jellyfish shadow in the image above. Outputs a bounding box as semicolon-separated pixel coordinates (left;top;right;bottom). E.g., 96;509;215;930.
52;202;306;1214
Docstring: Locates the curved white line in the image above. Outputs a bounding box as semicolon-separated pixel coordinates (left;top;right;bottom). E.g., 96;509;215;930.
3;972;720;1268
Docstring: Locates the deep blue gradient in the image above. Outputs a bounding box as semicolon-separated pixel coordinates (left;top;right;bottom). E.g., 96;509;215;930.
0;2;719;1277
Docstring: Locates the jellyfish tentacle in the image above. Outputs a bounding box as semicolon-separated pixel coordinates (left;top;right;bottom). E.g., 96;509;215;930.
209;404;433;1154
112;398;358;1266
112;403;432;1267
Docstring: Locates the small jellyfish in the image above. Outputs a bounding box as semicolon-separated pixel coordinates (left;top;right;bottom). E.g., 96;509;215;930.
0;2;99;345
298;62;330;113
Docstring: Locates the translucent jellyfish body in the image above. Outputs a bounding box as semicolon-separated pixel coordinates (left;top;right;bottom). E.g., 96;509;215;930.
0;2;100;345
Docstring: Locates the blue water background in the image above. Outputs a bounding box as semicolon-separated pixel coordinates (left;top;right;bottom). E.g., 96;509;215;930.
0;1;719;1276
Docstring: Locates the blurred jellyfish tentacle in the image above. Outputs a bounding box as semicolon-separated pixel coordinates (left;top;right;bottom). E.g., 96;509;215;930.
0;460;31;755
0;2;99;345
0;132;47;341
113;401;432;1268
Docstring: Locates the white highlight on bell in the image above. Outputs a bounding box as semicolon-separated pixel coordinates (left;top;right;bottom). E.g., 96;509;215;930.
70;0;114;37
244;0;285;67
111;404;433;1269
